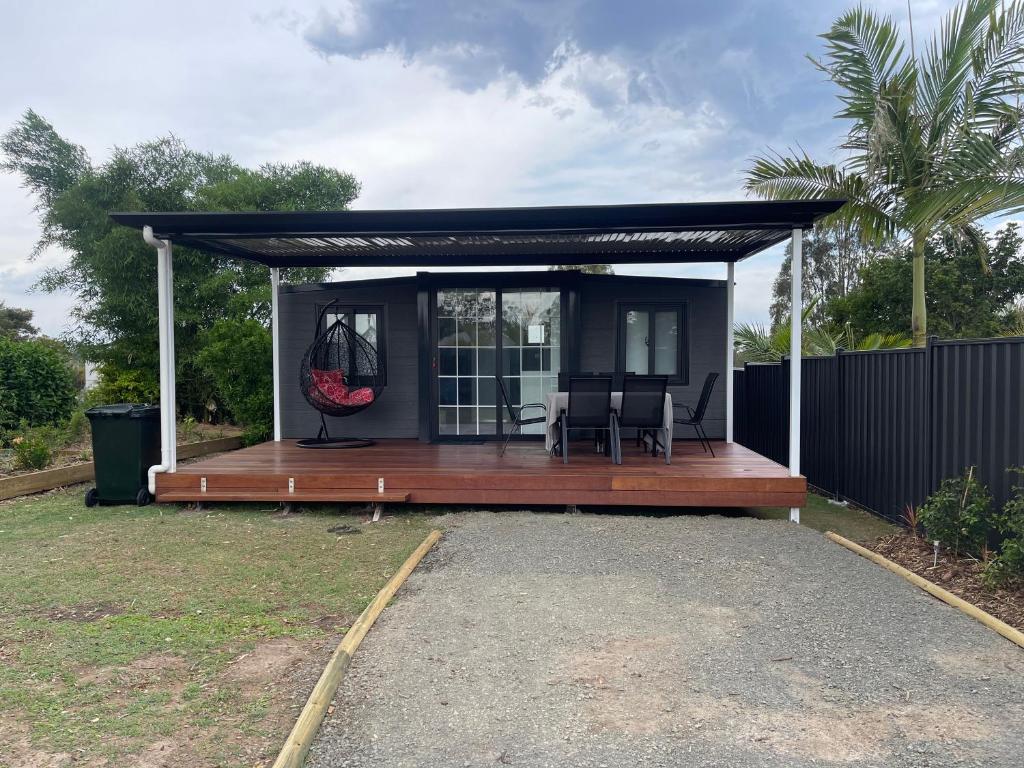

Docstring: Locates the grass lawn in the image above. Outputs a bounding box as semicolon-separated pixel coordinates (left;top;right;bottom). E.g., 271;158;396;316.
749;492;898;542
0;488;435;767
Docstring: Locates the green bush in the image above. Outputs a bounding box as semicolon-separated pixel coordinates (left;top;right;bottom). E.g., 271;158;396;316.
84;364;158;407
918;468;996;558
196;319;273;445
12;425;60;470
64;408;90;442
984;470;1024;586
0;336;77;434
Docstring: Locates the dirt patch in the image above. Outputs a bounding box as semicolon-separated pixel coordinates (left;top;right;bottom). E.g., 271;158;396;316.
0;715;73;768
221;637;318;697
39;602;124;622
870;534;1024;631
77;651;188;690
558;634;999;763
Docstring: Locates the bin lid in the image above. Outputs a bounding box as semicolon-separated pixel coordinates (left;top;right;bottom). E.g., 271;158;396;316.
85;403;160;419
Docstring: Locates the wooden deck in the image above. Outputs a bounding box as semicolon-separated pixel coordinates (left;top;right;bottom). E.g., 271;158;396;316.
156;439;805;508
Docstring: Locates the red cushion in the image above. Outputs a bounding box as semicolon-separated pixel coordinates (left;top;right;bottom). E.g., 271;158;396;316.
308;381;375;408
340;387;375;406
312;368;346;390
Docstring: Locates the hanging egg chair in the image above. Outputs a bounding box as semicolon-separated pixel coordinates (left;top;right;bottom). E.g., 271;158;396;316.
298;302;385;448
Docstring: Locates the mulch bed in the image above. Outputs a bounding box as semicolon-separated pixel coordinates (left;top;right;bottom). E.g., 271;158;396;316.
870;534;1024;633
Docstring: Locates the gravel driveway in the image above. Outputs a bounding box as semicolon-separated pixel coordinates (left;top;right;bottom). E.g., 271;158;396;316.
308;512;1024;768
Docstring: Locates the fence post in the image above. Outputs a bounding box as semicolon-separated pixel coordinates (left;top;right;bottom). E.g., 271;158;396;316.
834;347;844;501
923;335;937;504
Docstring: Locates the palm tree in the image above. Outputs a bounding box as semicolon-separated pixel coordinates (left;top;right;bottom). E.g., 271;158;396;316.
746;0;1024;346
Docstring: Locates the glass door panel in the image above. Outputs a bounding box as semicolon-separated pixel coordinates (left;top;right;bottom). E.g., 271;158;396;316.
500;289;560;436
436;289;496;436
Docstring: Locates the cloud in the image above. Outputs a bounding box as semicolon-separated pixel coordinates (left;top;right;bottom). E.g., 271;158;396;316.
0;0;961;339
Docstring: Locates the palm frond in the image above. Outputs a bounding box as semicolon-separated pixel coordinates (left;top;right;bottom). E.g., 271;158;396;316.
905;178;1024;230
967;0;1024;131
853;332;912;350
918;0;993;141
744;152;895;242
816;6;914;129
734;322;782;363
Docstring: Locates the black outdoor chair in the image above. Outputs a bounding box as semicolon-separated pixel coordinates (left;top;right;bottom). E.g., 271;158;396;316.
555;375;618;464
673;372;719;456
614;375;670;465
558;371;632;391
496;376;548;457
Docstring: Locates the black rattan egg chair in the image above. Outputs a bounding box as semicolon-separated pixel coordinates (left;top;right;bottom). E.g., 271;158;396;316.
298;302;385;448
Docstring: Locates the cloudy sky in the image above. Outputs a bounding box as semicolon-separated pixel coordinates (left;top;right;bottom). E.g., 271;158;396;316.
0;0;953;337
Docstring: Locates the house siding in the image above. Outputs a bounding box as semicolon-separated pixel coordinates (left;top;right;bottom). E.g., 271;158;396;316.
279;280;420;439
578;280;727;439
279;273;726;441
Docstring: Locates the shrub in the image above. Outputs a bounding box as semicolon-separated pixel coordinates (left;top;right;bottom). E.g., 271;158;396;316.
984;470;1024;586
84;364;158;407
918;467;995;558
196;319;273;445
11;425;59;470
0;337;77;433
64;408;90;442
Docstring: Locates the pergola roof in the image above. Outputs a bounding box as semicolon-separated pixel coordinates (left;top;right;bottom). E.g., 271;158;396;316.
110;199;844;268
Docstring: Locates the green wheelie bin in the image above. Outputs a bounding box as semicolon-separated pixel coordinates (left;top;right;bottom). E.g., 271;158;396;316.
84;404;161;507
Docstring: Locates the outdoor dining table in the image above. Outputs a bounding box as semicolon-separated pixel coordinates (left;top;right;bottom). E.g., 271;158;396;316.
543;391;673;453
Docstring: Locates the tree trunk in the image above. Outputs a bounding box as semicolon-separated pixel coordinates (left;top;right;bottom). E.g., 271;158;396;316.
911;232;927;347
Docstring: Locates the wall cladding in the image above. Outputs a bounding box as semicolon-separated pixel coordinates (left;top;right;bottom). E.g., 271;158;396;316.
734;337;1024;521
579;281;728;439
279;280;421;439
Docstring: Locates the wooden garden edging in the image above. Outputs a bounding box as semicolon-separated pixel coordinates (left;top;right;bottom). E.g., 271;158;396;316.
272;529;443;768
0;435;243;501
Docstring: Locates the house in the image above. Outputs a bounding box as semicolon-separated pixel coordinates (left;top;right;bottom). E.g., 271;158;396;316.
110;200;843;517
278;270;727;443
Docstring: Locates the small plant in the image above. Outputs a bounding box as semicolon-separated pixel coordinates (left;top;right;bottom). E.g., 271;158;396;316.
180;415;199;443
64;409;89;442
901;503;920;537
918;467;995;559
11;425;59;471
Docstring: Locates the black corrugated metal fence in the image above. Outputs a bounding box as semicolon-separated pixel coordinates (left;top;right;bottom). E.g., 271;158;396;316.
733;337;1024;522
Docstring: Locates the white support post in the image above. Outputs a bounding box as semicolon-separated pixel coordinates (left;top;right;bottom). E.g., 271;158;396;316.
271;267;282;441
165;241;177;473
143;226;176;494
725;261;735;443
789;228;803;524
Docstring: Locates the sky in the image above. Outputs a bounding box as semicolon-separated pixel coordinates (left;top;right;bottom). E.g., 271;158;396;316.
0;0;954;338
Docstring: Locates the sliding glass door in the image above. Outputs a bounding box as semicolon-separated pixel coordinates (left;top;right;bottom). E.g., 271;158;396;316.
500;290;560;436
435;287;560;439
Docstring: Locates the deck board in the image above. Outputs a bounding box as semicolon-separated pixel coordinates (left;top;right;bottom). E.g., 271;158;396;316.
156;439;805;507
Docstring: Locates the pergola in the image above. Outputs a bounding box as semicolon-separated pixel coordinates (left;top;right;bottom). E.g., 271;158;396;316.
111;199;844;521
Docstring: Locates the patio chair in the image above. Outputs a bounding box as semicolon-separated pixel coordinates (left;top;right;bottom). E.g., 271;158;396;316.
614;375;670;465
555;375;618;464
673;372;718;456
496;376;548;457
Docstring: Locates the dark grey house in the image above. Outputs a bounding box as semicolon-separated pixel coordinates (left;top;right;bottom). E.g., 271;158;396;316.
278;270;726;443
112;200;845;516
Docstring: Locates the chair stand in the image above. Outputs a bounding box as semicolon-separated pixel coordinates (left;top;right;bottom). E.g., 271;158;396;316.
297;413;375;449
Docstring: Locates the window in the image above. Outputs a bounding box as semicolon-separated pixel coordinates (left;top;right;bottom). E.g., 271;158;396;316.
319;304;387;385
616;303;687;384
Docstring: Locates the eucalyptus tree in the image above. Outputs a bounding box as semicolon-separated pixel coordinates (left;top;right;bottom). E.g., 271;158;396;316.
746;0;1024;346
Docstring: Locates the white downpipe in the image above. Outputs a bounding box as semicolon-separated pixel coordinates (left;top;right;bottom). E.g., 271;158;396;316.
789;228;803;524
143;226;176;494
271;267;282;441
725;261;735;443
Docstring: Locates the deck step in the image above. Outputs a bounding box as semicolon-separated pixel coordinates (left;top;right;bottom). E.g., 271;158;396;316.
156;490;411;503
